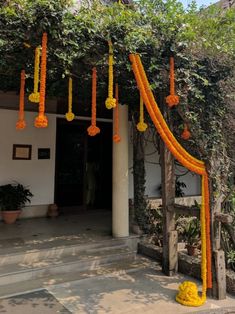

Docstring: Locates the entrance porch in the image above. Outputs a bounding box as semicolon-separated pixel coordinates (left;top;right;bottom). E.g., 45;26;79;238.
0;210;140;298
0;210;113;252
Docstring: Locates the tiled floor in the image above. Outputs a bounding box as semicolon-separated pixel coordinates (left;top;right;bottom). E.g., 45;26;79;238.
0;210;112;253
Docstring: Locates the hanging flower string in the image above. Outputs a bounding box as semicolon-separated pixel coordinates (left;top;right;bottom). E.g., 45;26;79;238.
34;32;48;128
176;174;207;306
113;83;121;143
129;53;212;306
87;67;100;136
132;54;204;172
105;41;116;109
16;70;26;130
65;77;75;121
137;95;148;132
181;124;191;140
204;172;212;288
29;46;41;103
166;56;179;108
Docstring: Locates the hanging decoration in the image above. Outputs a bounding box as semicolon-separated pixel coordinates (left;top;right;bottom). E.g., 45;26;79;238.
181;124;191;140
105;41;116;110
34;32;48;128
87;67;100;136
29;46;41;103
137;95;148;132
129;53;212;306
113;83;121;143
65;77;75;122
166;56;180;108
16;70;26;130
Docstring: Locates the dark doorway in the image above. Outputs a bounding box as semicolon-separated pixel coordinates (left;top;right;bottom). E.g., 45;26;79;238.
55;118;112;211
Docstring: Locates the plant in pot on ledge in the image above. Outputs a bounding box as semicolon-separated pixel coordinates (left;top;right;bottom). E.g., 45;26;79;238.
0;183;33;224
177;216;200;256
183;217;200;256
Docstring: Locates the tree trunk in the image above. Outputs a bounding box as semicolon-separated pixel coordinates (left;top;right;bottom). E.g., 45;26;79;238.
208;168;227;299
132;113;148;232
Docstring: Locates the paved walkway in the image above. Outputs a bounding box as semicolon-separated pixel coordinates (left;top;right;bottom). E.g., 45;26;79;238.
1;263;235;314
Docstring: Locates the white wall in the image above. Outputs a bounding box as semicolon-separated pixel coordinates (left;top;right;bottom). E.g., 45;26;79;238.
0;109;56;206
128;125;201;199
0;104;200;212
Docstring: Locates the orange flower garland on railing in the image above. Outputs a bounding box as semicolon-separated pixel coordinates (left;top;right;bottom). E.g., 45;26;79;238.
87;67;100;136
129;53;212;306
113;83;121;143
65;77;75;122
137;95;148;132
105;41;116;109
16;70;26;130
181;124;191;140
166;56;180;108
133;54;204;171
130;54;204;174
29;46;40;103
34;32;48;128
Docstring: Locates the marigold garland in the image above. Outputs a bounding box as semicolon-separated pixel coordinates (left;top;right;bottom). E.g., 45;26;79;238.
137;95;148;132
166;57;180;108
105;41;116;110
87;67;100;136
181;124;191;140
16;70;26;130
129;53;212;304
204;172;212;288
130;54;204;174
133;54;204;171
65;77;75;122
113;83;121;143
34;32;48;128
29;46;40;103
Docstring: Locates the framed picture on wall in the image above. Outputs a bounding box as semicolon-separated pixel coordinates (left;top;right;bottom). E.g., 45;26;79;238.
12;144;32;160
38;148;50;159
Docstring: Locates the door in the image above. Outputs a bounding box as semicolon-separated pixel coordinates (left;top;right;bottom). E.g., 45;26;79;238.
55;118;112;211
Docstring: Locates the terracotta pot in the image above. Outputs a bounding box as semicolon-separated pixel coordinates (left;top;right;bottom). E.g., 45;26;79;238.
131;224;143;235
47;204;59;218
186;244;198;256
1;210;21;224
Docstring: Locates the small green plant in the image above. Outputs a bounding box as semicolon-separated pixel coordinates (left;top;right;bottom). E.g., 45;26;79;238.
0;183;33;211
157;178;187;198
147;206;163;246
175;179;187;197
177;217;200;246
227;250;235;271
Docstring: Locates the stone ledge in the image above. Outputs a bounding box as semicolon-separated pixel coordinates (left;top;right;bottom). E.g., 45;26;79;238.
138;241;235;295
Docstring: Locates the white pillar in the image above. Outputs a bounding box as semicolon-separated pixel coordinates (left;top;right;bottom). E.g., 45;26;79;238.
112;104;129;237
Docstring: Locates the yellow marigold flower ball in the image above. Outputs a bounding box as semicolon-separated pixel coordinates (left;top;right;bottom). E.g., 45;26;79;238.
105;97;116;109
176;281;206;307
137;122;148;132
29;92;40;103
65;112;75;122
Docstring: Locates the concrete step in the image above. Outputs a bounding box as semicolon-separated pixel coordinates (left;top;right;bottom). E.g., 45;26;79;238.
0;237;130;266
0;255;153;298
0;244;138;286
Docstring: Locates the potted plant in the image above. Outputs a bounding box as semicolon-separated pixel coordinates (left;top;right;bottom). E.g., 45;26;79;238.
183;218;200;256
177;216;200;256
0;183;33;224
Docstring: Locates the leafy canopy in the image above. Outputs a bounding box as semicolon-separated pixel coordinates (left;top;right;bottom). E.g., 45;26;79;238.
0;0;234;192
